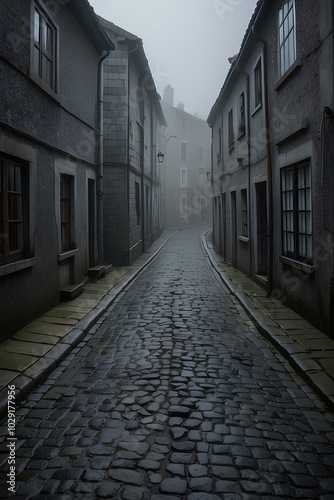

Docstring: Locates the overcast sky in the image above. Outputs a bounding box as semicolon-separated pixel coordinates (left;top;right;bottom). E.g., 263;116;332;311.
89;0;258;119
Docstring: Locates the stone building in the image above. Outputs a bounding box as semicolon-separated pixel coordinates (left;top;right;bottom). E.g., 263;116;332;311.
98;18;166;265
161;85;212;228
0;0;112;340
208;0;334;335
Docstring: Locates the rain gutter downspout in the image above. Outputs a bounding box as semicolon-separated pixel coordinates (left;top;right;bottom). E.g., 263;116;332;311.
98;48;110;264
251;24;274;296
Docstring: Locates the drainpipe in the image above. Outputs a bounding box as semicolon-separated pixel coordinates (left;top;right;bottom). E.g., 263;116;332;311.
97;49;110;264
251;26;274;296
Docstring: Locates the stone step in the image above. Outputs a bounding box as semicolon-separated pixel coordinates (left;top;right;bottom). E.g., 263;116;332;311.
88;265;106;281
60;282;84;301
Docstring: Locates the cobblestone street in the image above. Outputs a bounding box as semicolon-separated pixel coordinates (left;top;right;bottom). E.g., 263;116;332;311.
1;225;334;499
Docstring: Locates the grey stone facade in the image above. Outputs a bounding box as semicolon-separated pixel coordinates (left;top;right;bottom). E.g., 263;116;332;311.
0;0;111;340
208;0;334;336
99;19;166;266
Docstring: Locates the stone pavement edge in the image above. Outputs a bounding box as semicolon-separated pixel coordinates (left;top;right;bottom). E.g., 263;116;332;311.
201;230;334;411
0;225;333;421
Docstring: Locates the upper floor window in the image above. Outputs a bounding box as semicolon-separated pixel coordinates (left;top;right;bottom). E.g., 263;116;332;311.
228;108;234;150
33;3;57;91
239;92;246;136
279;0;296;76
181;141;188;163
254;58;262;109
0;155;29;265
217;127;222;161
181;167;187;187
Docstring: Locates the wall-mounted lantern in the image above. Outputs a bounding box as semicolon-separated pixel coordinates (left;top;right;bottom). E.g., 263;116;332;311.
206;171;211;182
157;151;165;164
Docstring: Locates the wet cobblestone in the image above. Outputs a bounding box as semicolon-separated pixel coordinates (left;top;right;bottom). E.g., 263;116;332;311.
0;225;334;498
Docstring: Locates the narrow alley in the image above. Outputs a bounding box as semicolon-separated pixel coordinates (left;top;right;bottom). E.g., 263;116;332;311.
1;225;334;499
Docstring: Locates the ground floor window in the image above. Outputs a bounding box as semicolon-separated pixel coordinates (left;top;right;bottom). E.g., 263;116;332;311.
281;161;312;263
0;155;29;265
60;174;74;252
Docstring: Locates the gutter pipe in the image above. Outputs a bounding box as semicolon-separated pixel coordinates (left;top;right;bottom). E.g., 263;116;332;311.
97;49;110;264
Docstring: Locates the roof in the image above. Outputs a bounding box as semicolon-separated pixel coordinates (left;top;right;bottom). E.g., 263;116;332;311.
98;16;166;127
207;0;271;126
67;0;114;52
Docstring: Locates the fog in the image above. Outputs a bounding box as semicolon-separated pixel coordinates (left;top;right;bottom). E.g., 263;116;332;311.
89;0;258;119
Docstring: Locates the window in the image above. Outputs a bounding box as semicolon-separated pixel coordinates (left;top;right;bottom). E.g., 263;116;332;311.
180;195;187;219
135;182;140;224
198;145;204;165
33;4;57;91
239;92;245;135
0;156;29;265
279;0;296;76
228;108;234;149
137;123;144;168
181;142;188;163
60;174;74;252
217;127;222;161
181;168;187;187
254;58;262;109
281;161;312;263
241;189;248;237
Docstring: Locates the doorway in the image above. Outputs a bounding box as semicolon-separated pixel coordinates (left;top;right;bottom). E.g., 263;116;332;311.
88;178;96;267
256;182;268;276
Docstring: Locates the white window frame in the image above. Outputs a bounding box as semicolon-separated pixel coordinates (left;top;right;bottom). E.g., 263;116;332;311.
181;167;188;187
278;0;297;77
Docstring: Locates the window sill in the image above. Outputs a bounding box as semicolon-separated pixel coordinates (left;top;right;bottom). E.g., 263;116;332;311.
279;255;315;275
29;70;59;103
274;58;302;91
238;236;249;243
58;249;78;262
251;103;262;117
0;257;36;277
237;129;246;140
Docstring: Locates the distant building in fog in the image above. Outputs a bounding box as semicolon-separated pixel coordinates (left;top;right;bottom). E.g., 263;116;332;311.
161;85;212;228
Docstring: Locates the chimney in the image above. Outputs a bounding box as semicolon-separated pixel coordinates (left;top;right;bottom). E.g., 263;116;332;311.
177;101;185;111
163;84;174;107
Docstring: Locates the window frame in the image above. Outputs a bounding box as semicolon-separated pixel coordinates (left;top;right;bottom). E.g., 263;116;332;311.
278;0;297;77
240;188;248;238
181;167;188;188
238;92;246;137
60;174;74;253
254;57;263;110
228;108;234;150
281;161;312;264
31;0;58;94
217;127;222;162
0;155;30;265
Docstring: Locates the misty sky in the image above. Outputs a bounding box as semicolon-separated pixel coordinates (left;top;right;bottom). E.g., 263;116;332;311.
89;0;258;119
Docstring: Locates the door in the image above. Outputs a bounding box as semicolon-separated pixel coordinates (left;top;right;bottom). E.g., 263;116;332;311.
231;191;237;267
88;179;96;267
256;182;268;275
